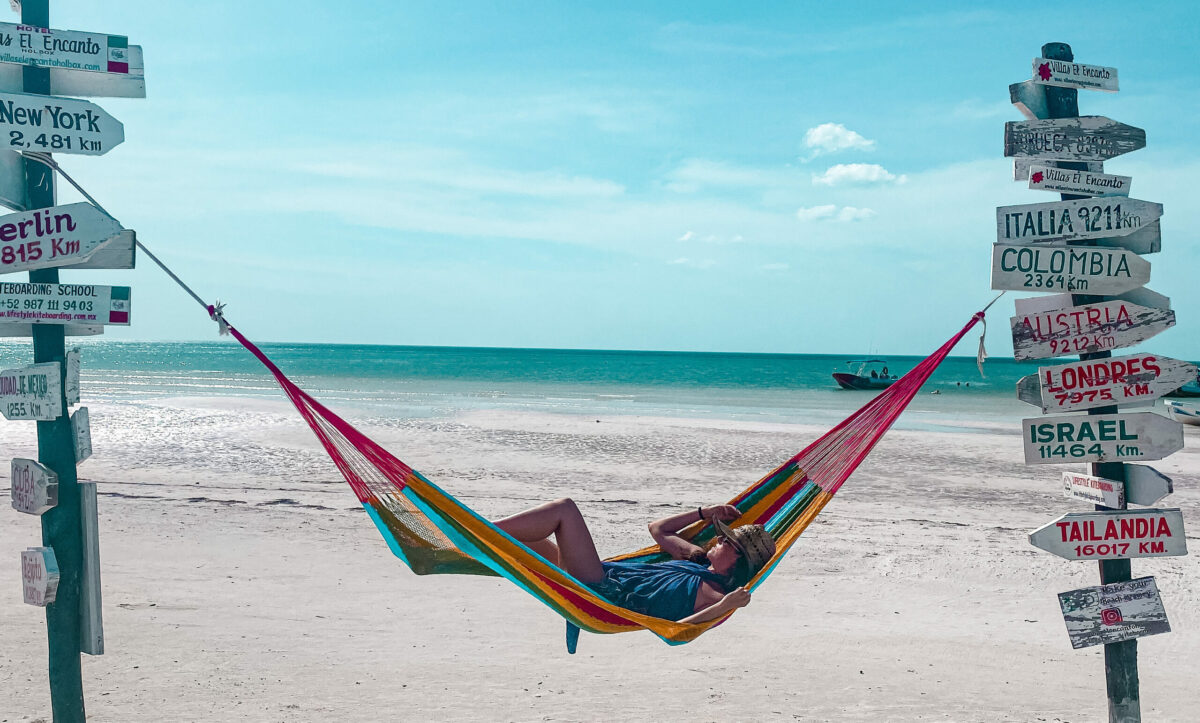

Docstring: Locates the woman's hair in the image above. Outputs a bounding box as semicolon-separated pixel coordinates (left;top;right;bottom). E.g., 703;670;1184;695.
687;538;755;590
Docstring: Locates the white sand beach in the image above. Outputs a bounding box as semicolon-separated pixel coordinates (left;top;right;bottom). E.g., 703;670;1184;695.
2;400;1199;722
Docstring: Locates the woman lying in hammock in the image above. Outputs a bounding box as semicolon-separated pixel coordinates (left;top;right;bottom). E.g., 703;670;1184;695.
496;499;775;623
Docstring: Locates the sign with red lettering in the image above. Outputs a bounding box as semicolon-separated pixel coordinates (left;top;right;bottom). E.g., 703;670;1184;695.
21;546;60;606
1004;116;1145;162
0;202;127;274
996;197;1161;245
1125;465;1173;507
991;244;1148;295
1023;412;1183;464
1014;157;1103;182
1029;509;1187;560
1063;471;1124;508
10;457;57;515
1010;300;1174;361
1015;354;1198;413
1058;577;1169;650
1032;58;1119;93
1028;165;1130;197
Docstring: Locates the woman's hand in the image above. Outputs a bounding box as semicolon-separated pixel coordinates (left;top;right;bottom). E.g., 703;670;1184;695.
702;504;741;522
722;587;752;609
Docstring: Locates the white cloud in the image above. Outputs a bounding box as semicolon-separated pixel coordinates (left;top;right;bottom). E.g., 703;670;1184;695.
677;231;695;242
665;158;797;192
812;163;906;186
796;204;876;222
795;204;838;221
837;206;876;221
803;123;875;158
669;257;717;269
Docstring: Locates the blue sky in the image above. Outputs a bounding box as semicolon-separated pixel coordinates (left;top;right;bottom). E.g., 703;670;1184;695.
35;1;1200;356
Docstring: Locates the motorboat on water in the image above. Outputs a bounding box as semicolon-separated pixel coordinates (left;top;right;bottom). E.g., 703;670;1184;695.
832;359;897;390
1166;380;1200;398
1165;400;1200;426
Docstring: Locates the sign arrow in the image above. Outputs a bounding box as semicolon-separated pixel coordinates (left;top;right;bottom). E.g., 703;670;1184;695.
991;244;1149;296
1023;412;1183;464
1010;299;1174;361
1015;354;1197;413
1005;116;1145;162
10;457;57;515
996;197;1162;245
1030;509;1187;560
0;202;125;274
0;91;123;156
1125;465;1173;507
0;361;61;420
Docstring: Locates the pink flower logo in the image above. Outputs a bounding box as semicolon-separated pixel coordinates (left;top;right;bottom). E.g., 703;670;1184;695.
1031;171;1044;183
1038;62;1053;81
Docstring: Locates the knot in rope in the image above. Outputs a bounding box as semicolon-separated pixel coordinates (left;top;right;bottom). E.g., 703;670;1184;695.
208;301;230;336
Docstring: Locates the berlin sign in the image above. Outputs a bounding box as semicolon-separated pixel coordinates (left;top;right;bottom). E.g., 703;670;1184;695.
1125;465;1173;507
1014;157;1102;182
0;22;137;75
1058;577;1169;650
10;457;57;515
1015;353;1197;413
0;44;145;98
1004;116;1145;162
0;282;130;326
990;244;1149;295
1010;299;1174;361
1063;471;1124;509
1023;412;1183;465
1029;508;1187;560
0;90;123;155
0;360;60;420
1028;165;1131;197
21;546;60;606
1032;58;1119;93
0;202;125;274
995;197;1162;245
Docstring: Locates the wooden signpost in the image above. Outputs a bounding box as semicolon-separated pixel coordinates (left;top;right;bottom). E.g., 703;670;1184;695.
0;90;123;155
1030;509;1187;561
0;202;127;273
1023;412;1183;464
0;360;61;419
1028;165;1131;196
990;244;1148;295
995;197;1162;245
1124;465;1173;507
1058;577;1169;650
1010;299;1174;361
0;281;130;326
1063;470;1124;508
11;457;57;514
1015;353;1197;413
1004;116;1145;162
21;545;60;605
1032;58;1119;92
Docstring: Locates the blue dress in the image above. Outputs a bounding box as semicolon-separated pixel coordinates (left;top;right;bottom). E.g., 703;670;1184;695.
589;560;727;621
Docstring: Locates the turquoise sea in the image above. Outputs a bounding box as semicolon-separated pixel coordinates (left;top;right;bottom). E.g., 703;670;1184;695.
0;340;1050;431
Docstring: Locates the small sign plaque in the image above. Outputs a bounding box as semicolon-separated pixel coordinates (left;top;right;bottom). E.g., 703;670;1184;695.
1058;577;1169;650
1028;165;1131;197
0;22;137;75
21;546;60;606
10;457;57;515
1032;58;1119;93
71;406;91;462
1063;471;1124;508
0;360;61;420
0;282;130;326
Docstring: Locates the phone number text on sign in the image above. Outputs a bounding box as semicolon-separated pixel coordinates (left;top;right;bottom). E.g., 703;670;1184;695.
0;281;129;326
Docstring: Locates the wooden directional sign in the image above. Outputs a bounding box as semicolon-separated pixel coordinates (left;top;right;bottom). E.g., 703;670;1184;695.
57;229;135;270
0;322;102;336
71;406;91;463
0;91;123;155
1014;157;1102;182
65;347;79;405
0;282;130;326
991;244;1148;295
1010;80;1048;121
1028;165;1131;197
1062;471;1124;508
0;360;60;420
0;22;138;76
1033;58;1119;93
1058;577;1169;650
0;44;145;98
0;148;25;211
10;457;57;515
1005;117;1145;162
1125;465;1173;507
1016;354;1197;413
1023;412;1183;465
21;546;60;606
996;197;1162;245
1011;299;1174;361
0;202;125;274
1030;509;1187;560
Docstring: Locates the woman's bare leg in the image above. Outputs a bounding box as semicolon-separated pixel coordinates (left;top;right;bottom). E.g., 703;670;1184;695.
495;498;604;583
524;538;560;567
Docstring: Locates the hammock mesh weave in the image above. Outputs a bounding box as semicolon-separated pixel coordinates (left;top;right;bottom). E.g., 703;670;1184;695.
222;311;984;646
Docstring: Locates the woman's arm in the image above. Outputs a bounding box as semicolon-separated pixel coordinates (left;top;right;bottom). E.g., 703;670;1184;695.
678;584;752;625
647;504;740;560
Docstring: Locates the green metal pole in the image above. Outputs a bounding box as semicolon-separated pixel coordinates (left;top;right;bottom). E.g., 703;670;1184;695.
1042;41;1139;723
21;1;87;720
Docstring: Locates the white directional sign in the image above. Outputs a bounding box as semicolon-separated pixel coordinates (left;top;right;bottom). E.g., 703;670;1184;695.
1032;58;1119;93
0;44;145;98
0;90;123;155
1016;354;1197;413
0;360;60;420
71;406;91;463
1063;471;1124;508
1028;165;1131;197
1004;116;1145;162
1030;508;1187;560
1010;299;1174;361
1014;157;1103;182
996;197;1162;246
0;22;136;75
991;244;1149;295
10;457;57;515
57;229;134;270
21;546;60;606
0;148;25;211
1058;577;1169;650
0;202;125;274
1010;79;1048;121
65;346;79;405
0;282;130;326
1125;465;1173;507
0;322;102;336
1015;287;1171;316
1023;412;1183;465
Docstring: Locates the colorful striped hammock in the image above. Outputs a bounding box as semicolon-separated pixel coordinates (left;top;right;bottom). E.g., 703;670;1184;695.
217;310;985;651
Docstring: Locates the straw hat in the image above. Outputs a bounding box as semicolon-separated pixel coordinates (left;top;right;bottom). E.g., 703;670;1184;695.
711;519;776;572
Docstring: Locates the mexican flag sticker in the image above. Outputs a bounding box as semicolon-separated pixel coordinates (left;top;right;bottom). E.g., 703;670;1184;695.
108;286;130;324
106;35;129;74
